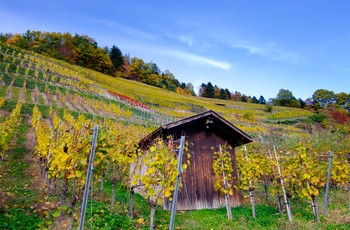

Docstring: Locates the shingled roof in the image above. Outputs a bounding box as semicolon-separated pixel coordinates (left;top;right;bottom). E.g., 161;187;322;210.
139;110;253;149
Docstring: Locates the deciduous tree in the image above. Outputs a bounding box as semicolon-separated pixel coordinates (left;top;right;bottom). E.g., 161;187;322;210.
312;89;335;109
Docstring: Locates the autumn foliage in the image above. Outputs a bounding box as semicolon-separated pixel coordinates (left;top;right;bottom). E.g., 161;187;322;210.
331;110;348;124
107;90;149;109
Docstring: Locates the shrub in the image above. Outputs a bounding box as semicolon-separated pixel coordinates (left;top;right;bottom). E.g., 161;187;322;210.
308;113;327;123
264;103;273;112
243;112;256;123
331;110;348;124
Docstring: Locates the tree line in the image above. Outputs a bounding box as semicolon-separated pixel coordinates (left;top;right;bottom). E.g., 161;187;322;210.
199;83;350;113
0;30;195;96
199;82;267;104
273;88;350;112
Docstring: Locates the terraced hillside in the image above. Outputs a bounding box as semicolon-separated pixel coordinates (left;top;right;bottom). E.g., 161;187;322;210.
0;43;316;135
0;43;349;230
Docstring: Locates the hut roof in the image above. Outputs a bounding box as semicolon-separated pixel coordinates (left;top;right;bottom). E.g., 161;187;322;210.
139;110;253;149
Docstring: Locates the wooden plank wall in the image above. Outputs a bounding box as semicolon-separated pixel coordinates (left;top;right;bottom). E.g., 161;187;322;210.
164;126;240;210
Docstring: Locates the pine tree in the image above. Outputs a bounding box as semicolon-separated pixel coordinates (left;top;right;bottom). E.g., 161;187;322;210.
220;88;228;100
109;45;123;72
206;82;215;98
259;95;266;104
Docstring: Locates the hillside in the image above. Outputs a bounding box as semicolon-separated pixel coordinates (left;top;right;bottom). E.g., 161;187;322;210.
0;43;349;229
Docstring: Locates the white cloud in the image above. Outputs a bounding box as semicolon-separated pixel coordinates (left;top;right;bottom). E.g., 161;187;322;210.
88;17;158;41
168;51;231;70
178;35;193;47
232;43;304;64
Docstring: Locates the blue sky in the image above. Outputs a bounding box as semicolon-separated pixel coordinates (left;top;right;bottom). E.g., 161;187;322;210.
1;0;350;100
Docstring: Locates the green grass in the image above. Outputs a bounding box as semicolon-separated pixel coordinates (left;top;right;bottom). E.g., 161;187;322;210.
69;178;350;230
71;181;350;230
0;208;44;230
24;78;37;90
0;85;8;97
51;99;57;108
2;73;14;86
0;117;44;229
11;88;20;101
38;94;45;105
2;100;17;112
12;75;25;88
25;91;32;104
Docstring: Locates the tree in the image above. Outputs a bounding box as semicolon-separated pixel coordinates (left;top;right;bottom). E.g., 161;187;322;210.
206;82;215;98
148;73;161;87
109;45;123;72
275;89;294;106
3;30;114;75
200;82;215;98
130;57;144;81
259;95;266;104
214;85;221;99
334;92;350;109
119;54;131;78
186;83;196;96
312;89;335;109
220;88;228;100
225;89;231;99
273;89;302;108
298;98;306;109
289;98;301;108
178;83;196;96
5;33;28;49
232;91;242;101
0;33;12;43
199;83;206;97
251;96;259;104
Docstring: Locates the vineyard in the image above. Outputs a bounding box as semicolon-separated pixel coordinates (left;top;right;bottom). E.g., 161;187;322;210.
0;43;350;229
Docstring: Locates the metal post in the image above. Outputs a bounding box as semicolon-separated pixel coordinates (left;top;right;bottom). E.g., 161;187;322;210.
169;136;185;230
244;146;255;218
79;125;99;230
273;145;293;222
323;151;333;216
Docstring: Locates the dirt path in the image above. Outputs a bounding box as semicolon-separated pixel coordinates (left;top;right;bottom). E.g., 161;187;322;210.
0;110;10;118
80;101;96;115
23;115;42;188
64;99;76;111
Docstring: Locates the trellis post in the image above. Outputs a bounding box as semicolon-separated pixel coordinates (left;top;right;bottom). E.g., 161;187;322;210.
79;125;99;230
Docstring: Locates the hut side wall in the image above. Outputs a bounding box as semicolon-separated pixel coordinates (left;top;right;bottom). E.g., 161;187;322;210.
164;126;240;210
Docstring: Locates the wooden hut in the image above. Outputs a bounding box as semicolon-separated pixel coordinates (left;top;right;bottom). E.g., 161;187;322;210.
138;110;252;210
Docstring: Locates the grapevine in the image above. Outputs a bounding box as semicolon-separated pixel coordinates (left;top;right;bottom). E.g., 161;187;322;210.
0;100;22;160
